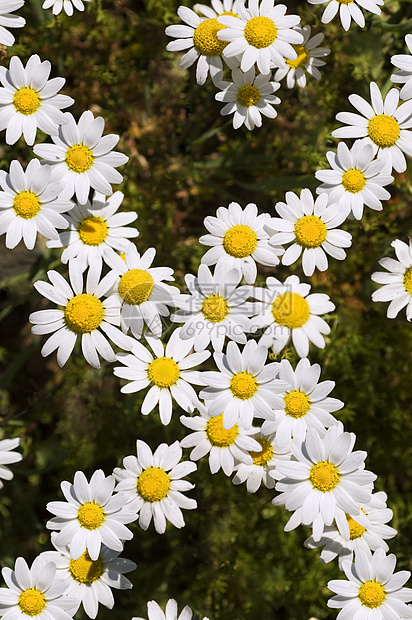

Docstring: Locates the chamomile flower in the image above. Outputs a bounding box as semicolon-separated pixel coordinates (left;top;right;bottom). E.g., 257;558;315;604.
371;238;412;320
133;599;194;620
332;81;412;173
0;159;73;250
307;0;383;31
0;55;74;146
46;191;138;272
114;329;210;426
0;0;25;47
391;35;412;101
42;0;90;16
265;189;351;277
194;0;240;19
315;142;393;220
0;432;22;488
199;201;283;284
33;110;129;204
113;440;197;534
46;469;137;561
29;259;134;369
251;274;335;358
215;67;281;130
274;25;330;89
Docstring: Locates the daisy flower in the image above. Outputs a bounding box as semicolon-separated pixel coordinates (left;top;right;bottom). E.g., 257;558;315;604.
273;425;376;541
29;259;134;369
265;189;351;277
33;110;129;204
46;469;137;561
0;159;73;251
0;55;74;146
307;0;383;31
171;262;253;352
46;191;138;272
215;67;281;130
391;35;412;101
0;0;25;47
40;534;136;620
327;548;412;619
199;201;283;284
217;0;303;74
251;274;335;358
0;432;22;488
199;339;288;430
113;440;197;534
332;81;412;173
42;0;90;16
133;599;194;620
274;25;330;89
315;142;393;220
260;357;343;447
194;0;240;19
114;329;210;426
371;238;412;320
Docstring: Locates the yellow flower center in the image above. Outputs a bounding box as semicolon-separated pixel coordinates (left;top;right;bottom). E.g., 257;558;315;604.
218;10;237;16
193;18;227;56
65;144;95;173
338;0;354;3
283;390;311;418
223;224;258;256
236;84;261;108
147;356;180;388
118;269;155;305
69;551;104;584
64;294;105;334
403;266;412;295
13;87;41;115
206;414;238;446
201;294;229;322
271;292;311;329
18;589;46;616
78;216;109;246
77;501;106;529
309;461;340;492
341;168;366;193
13;191;41;219
358;581;386;608
249;437;274;466
286;44;309;69
136;466;171;502
346;512;367;540
230;371;258;400
294;215;327;248
244;16;277;49
367;114;400;148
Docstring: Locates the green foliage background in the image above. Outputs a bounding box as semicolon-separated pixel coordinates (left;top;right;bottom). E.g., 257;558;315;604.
1;0;412;618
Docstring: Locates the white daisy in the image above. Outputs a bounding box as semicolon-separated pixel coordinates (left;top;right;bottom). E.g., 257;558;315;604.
46;469;137;560
199;339;288;430
0;159;73;251
327;548;412;619
259;357;343;447
251;274;335;358
215;67;281;130
33;110;129;204
0;0;25;47
391;35;412;101
265;189;351;277
171;262;253;352
42;0;90;16
305;491;397;569
273;425;376;542
114;329;210;426
29;259;134;369
46;191;138;272
332;81;412;173
307;0;383;31
113;440;197;534
217;0;303;73
0;432;22;488
194;0;240;19
274;25;330;89
371;238;412;320
315;142;394;220
40;534;136;620
132;599;194;620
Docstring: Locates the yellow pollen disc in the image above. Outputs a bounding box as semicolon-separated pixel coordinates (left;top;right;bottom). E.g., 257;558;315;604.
338;0;354;4
358;581;386;608
69;551;104;584
136;466;171;502
294;215;327;249
118;269;155;305
230;371;258;400
77;501;106;529
271;292;310;329
367;114;400;148
286;44;309;69
403;266;412;295
309;461;340;492
345;512;367;540
201;294;229;323
236;84;261;108
78;216;108;246
13;87;41;115
18;589;46;616
193;18;228;56
244;16;277;48
147;356;180;388
64;294;105;334
283;390;311;418
65;144;94;173
341;168;366;193
249;438;274;466
206;414;238;446
13;191;41;219
223;224;258;256
218;10;237;16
